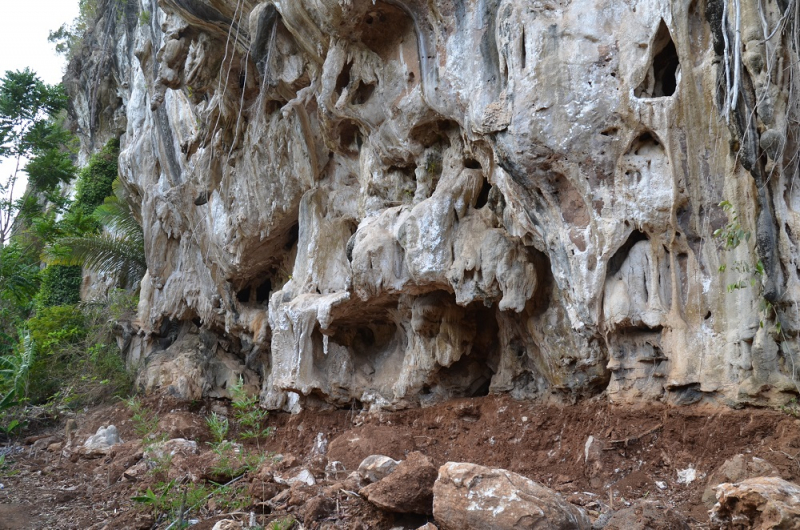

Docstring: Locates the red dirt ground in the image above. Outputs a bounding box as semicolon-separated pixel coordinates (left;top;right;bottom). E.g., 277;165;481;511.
2;393;799;529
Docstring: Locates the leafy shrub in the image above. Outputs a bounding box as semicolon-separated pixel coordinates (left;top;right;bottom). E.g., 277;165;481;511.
24;305;86;402
1;294;134;409
35;265;82;309
72;138;120;219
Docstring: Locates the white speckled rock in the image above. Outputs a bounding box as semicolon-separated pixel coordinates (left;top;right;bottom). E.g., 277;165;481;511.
433;462;591;530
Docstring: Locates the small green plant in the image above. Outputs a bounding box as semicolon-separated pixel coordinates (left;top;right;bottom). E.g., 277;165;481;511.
205;385;271;480
126;396;170;477
138;9;151;26
230;377;272;441
713;200;750;250
0;418;22;437
206;412;229;445
209;483;253;512
714;200;782;332
0;332;36;410
127;396;160;439
782;397;800;417
268;517;296;530
133;480;210;523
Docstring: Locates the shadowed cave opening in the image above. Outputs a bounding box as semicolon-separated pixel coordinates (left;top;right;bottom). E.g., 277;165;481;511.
635;20;680;98
422;302;500;403
335;61;352;97
475;176;492;209
607;229;649;277
236;278;272;305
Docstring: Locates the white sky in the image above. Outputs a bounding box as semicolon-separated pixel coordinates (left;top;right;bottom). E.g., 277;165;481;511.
0;0;80;203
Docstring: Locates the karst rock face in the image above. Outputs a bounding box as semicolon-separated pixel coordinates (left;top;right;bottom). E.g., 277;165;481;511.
66;0;800;410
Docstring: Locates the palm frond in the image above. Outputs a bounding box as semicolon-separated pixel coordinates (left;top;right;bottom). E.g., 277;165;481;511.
43;189;146;287
46;233;146;286
93;196;143;243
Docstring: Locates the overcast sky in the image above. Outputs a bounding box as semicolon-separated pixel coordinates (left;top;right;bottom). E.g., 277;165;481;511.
0;0;80;202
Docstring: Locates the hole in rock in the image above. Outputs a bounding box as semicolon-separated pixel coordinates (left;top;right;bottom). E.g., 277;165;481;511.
428;303;500;400
236;287;251;303
633;132;660;153
327;316;402;387
409;119;457;148
255;278;272;304
360;2;414;59
336;120;363;154
607;230;649;277
353;81;376;105
705;311;711;320
475;177;492;209
528;247;554;317
335;61;352;96
677;252;689;307
667;382;704;405
464;158;482;169
344;398;364;411
250;4;279;77
284;223;299;251
635;20;680;98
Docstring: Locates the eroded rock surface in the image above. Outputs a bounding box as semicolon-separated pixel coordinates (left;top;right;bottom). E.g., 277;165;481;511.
710;477;800;530
702;454;780;507
66;0;800;409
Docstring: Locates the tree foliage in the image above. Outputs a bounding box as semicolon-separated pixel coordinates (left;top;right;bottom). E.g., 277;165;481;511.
0;69;76;246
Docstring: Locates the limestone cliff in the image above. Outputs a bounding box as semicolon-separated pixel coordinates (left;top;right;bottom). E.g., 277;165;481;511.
66;0;800;410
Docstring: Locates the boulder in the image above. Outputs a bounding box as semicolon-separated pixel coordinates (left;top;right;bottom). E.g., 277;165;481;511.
603;500;689;530
710;477;800;529
303;496;336;526
286;469;316;486
81;425;122;455
361;452;437;515
145;438;198;460
358;455;400;484
702;454;780;507
433;462;591;530
157;412;208;440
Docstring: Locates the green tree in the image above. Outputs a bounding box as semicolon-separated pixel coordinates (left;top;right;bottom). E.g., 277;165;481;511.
0;69;75;246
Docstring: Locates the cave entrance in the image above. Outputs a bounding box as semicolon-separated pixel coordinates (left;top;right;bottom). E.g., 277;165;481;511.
423;303;500;402
634;20;680;98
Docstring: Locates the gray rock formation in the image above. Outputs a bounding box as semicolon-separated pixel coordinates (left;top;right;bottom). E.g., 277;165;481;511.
66;0;800;409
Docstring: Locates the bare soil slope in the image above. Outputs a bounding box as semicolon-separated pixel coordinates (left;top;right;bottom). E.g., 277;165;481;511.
2;395;799;529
